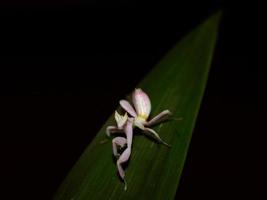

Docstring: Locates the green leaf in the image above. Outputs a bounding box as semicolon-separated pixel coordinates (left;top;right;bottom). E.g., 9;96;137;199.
54;12;221;200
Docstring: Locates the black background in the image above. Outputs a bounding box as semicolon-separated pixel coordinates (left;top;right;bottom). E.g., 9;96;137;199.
0;0;266;199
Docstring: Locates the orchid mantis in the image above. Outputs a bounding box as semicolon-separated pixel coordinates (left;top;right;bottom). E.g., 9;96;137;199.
106;88;172;190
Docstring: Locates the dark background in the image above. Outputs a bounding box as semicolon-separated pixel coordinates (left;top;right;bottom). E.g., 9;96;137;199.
0;0;266;199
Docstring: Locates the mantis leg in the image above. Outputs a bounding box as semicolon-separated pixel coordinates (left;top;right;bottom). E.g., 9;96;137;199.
112;137;127;158
106;126;123;137
117;148;131;190
143;127;171;147
146;110;172;127
119;100;137;117
116;117;134;190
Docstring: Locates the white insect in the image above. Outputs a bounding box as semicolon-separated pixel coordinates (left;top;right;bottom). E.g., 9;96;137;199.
106;88;172;190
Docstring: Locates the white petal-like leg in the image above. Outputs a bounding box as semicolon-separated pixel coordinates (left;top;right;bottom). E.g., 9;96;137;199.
119;100;137;117
116;117;134;190
106;126;123;137
117;148;131;190
112;137;127;158
143;127;171;147
146;110;172;127
125;117;134;148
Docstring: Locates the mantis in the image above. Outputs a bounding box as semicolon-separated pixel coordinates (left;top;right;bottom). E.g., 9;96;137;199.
106;88;172;190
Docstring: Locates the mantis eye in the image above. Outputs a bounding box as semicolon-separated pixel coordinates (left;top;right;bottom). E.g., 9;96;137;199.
132;88;151;120
115;111;128;128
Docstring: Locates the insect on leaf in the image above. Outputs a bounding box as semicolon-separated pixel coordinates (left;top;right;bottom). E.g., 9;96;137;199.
54;11;221;200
